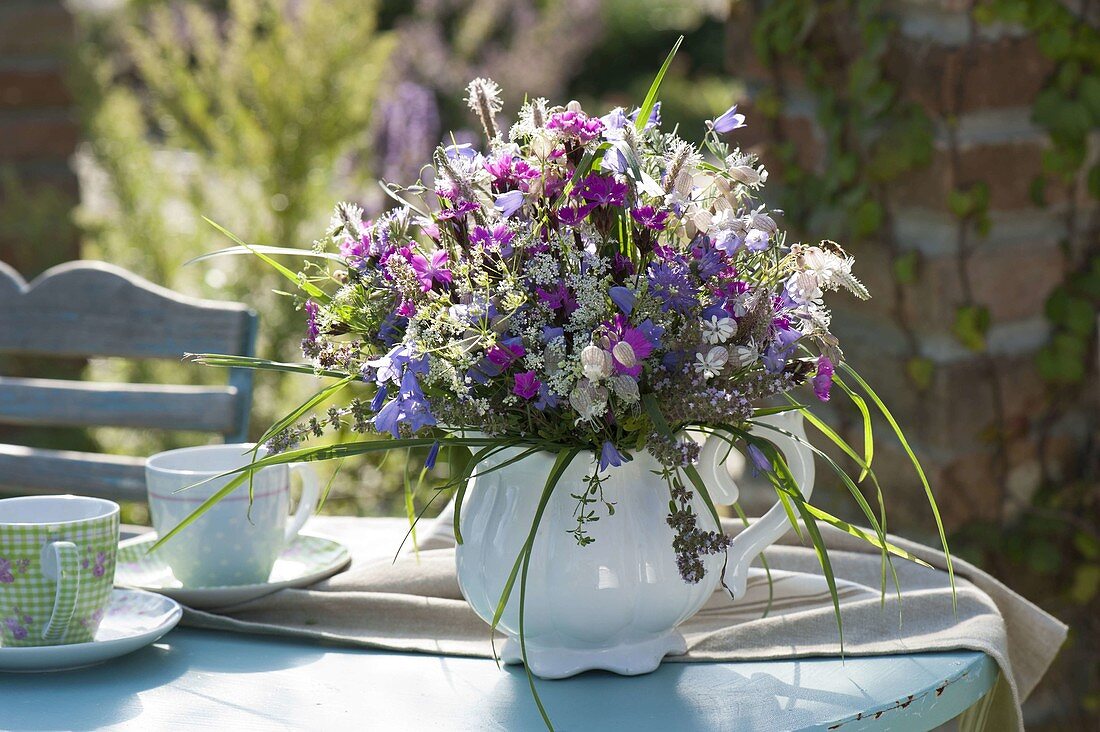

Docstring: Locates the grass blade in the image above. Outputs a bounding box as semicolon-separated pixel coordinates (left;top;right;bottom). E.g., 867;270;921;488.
186;353;349;379
839;363;956;610
635;35;683;132
203;217;330;302
185;245;342;266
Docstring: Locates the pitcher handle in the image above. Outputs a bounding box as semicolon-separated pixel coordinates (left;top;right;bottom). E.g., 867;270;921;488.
698;410;815;600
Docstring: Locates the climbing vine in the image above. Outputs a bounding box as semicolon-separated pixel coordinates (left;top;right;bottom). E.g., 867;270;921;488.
749;0;935;391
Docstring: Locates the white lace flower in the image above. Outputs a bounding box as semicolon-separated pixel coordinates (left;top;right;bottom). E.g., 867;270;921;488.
694;346;729;380
700;316;737;344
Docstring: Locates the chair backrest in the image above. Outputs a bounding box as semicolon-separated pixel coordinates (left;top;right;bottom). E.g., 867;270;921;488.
0;260;258;502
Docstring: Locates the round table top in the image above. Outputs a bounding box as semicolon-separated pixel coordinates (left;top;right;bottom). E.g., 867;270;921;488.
1;627;995;731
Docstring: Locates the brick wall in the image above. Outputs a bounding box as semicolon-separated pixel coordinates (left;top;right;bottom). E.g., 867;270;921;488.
0;0;80;276
729;0;1099;531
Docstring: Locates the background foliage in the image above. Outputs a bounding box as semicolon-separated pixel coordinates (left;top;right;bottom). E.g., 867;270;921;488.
0;0;1095;726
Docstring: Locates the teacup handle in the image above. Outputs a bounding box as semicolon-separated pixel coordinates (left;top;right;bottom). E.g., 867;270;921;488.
698;411;815;601
39;541;81;642
285;462;321;542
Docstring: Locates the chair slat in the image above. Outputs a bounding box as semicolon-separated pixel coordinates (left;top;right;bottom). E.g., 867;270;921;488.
0;260;253;359
0;444;147;502
0;377;240;432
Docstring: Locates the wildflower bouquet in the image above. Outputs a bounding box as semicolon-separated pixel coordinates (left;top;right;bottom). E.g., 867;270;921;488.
175;43;951;717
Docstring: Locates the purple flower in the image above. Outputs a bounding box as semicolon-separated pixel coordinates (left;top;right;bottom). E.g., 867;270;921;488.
495;190;525;218
600;107;628;132
601;143;630;175
536;283;578;314
609;286;635;315
647;259;698;314
631;205;669;231
546;111;605;143
691;238;725;280
533;382;559;411
708;104;746;134
541;326;564;342
628;102;661;130
304;300;320;339
444;143;477;162
425;441;441;470
469;224;516;257
745;229;770;252
0;559;13;584
374;369;436;437
408;249;452;292
747;443;771;476
575;174;627;208
340;233;370;260
599;441;632;471
436;199;480;221
485;153;540;192
557;204;593;226
486;337;526;368
712;228;744;255
606;313;659;378
813;356;834;401
513;371;541;400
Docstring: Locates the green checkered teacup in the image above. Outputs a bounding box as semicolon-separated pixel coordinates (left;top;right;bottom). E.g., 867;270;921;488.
0;495;120;647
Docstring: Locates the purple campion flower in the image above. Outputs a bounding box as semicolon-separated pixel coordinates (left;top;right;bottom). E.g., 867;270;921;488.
436;199;480;221
609;286;635;315
469;224;515;257
631;205;669;231
599;441;632;471
340;232;370;260
546;110;605;143
495;190;525;218
575;174;627;208
557;204;593;226
513;371;541;400
536;283;579;314
486;337;526;368
485;153;540;192
647;259;698;314
611;253;635;279
813;356;834;401
605;313;659;377
707;104;747;134
408;249;452;292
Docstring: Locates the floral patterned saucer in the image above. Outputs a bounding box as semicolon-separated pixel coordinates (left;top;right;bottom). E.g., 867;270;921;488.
0;588;181;672
115;533;351;610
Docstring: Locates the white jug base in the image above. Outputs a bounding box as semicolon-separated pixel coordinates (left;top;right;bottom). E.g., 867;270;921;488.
500;630;688;679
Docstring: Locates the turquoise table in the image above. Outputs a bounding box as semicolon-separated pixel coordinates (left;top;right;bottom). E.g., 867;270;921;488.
0;518;998;730
0;630;996;730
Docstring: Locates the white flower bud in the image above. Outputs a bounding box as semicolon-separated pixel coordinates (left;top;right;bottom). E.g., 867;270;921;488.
611;340;638;369
609;375;640;403
580;345;613;381
728;165;761;186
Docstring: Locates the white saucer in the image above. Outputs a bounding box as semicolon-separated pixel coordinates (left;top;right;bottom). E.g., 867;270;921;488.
115;533;351;610
0;588;181;672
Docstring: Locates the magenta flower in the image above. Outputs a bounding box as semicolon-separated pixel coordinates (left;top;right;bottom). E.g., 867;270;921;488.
575;173;627;208
631;206;669;231
408;250;452;292
557;204;593;226
513;371;541;400
605;313;659;377
486;337;526;368
469;224;515;257
485;153;540;192
304;300;320;339
536;283;578;314
813;356;834;401
436;199;480;221
546;111;605;143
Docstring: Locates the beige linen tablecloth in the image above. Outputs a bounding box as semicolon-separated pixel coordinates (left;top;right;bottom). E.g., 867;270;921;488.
182;516;1066;731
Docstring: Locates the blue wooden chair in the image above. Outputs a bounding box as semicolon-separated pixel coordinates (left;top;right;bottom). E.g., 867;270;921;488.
0;260;257;503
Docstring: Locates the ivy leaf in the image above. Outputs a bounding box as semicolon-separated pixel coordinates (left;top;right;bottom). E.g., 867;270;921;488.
892;251;920;284
906;356;935;391
953;305;990;352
